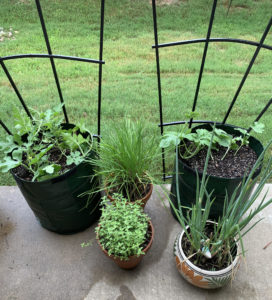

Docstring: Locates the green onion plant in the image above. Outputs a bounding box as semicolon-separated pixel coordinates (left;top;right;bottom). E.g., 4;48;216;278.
168;128;272;269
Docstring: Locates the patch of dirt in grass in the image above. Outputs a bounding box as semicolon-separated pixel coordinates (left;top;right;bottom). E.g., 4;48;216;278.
223;0;251;11
16;0;31;4
232;4;250;10
149;0;183;6
0;27;19;43
0;82;12;88
235;59;246;67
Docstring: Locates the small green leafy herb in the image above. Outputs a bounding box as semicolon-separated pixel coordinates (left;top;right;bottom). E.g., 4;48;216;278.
96;194;150;260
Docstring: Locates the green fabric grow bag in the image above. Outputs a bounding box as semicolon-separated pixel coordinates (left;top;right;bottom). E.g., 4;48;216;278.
170;123;264;221
11;124;101;234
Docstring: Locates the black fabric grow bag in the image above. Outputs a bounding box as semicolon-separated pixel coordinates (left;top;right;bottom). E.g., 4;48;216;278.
11;124;101;234
170;123;264;221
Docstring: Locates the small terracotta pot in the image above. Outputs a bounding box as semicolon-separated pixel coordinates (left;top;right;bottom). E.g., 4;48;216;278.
97;220;154;269
174;224;241;289
106;184;153;209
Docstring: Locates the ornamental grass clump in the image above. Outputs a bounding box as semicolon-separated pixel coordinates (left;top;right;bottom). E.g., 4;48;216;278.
96;194;151;260
169;128;272;270
87;120;159;201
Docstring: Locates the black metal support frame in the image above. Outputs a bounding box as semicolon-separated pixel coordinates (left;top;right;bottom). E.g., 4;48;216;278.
151;0;272;180
0;0;105;138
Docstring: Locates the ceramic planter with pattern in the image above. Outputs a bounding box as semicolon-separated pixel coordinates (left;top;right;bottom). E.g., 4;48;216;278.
173;228;241;289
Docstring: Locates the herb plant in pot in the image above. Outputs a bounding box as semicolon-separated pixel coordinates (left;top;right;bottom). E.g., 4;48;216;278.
0;106;101;234
160;122;265;220
95;193;154;269
88;120;158;208
168;135;272;289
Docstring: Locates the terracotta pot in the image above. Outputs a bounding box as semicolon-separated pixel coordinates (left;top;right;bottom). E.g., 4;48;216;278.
174;224;241;289
106;184;153;208
97;220;154;269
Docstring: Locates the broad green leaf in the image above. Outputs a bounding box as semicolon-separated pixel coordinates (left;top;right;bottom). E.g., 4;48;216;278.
182;132;195;140
0;135;15;151
160;132;180;148
76;134;85;145
66;151;82;165
234;127;247;135
0;157;20;173
43;165;54;174
195;129;211;137
216;135;232;148
12;149;23;161
251;122;265;133
43;164;61;174
12;134;23;145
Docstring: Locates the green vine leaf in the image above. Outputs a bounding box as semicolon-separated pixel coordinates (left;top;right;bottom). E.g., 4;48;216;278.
43;164;61;174
251;122;265;134
0;157;20;173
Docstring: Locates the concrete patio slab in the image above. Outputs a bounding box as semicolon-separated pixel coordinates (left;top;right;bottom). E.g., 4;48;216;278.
0;185;272;300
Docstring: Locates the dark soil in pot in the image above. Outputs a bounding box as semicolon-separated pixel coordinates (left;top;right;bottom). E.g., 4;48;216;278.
12;147;77;181
180;142;258;178
182;223;237;271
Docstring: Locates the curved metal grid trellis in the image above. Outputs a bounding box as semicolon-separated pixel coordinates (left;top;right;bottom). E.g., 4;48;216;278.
0;0;105;140
151;0;272;181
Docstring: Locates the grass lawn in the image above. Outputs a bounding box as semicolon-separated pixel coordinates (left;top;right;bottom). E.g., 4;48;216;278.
0;0;271;185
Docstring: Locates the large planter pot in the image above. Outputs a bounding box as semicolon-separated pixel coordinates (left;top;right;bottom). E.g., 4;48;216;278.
11;124;101;234
97;220;154;269
106;184;153;209
170;123;263;220
174;226;241;289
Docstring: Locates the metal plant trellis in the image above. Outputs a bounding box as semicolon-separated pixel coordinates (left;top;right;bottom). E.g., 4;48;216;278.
151;0;272;181
0;0;105;140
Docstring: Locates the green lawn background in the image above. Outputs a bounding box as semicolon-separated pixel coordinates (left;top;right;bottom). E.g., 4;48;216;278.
0;0;271;185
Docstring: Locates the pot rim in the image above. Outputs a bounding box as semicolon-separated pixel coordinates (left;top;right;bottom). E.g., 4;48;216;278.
178;123;263;181
97;219;154;261
106;183;153;203
178;222;240;276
